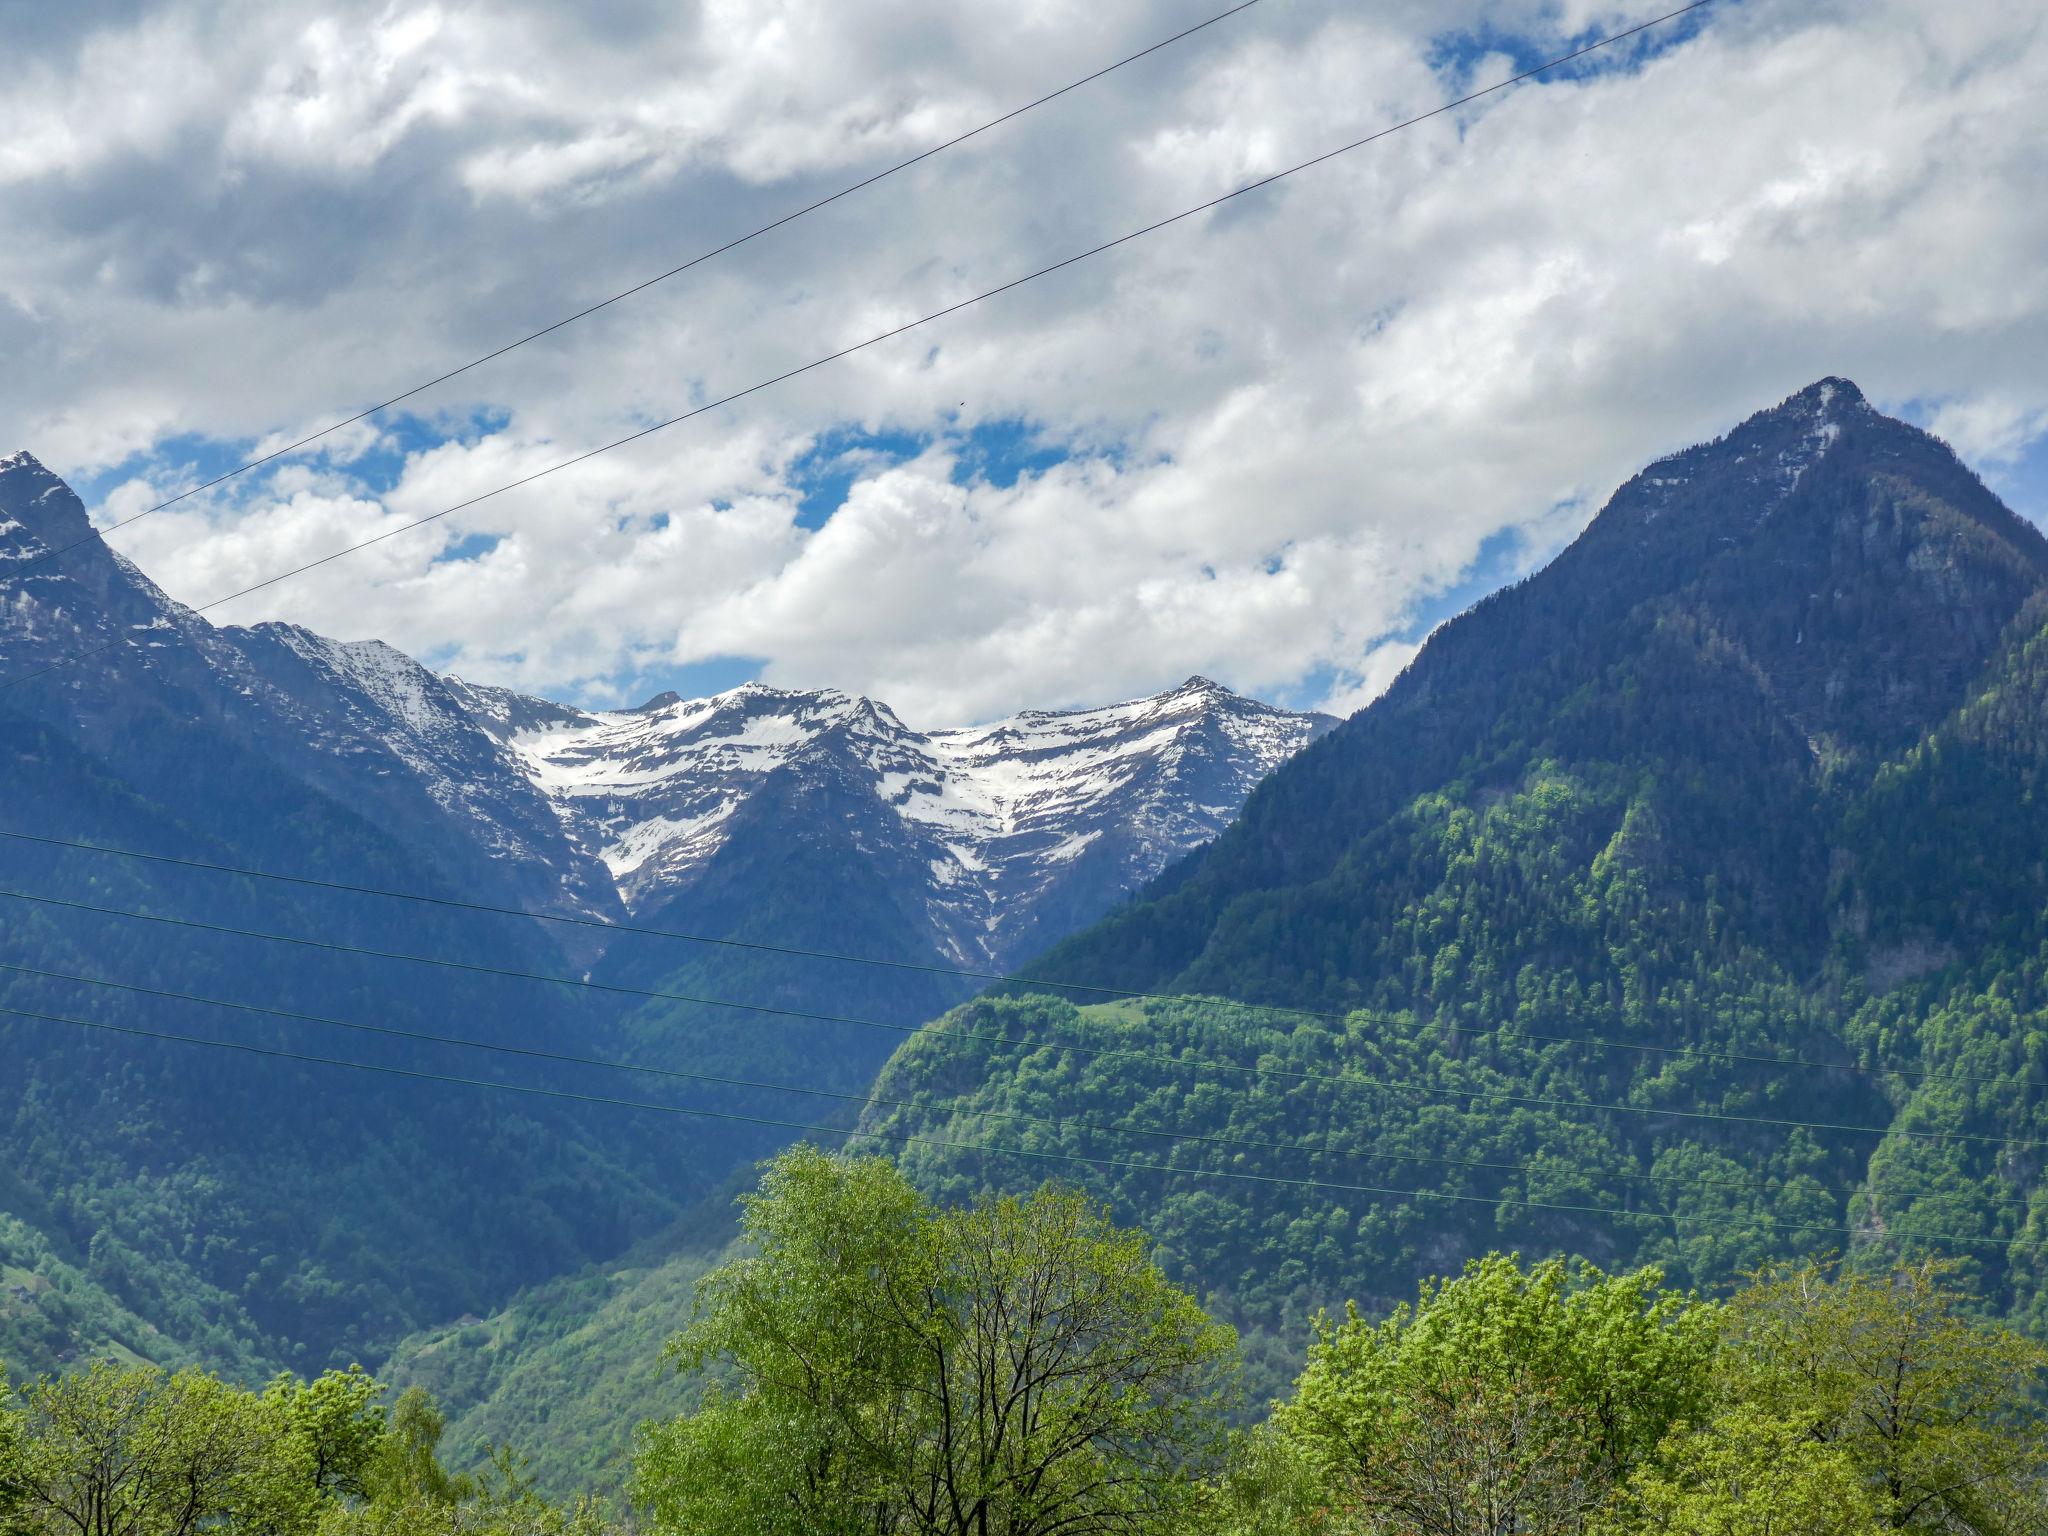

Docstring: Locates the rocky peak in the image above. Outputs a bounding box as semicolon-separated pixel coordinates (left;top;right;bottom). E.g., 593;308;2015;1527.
0;451;100;559
1452;378;2048;771
451;672;1332;965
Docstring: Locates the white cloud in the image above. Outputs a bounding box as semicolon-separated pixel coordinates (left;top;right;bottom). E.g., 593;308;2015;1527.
1926;394;2048;467
1;0;2045;721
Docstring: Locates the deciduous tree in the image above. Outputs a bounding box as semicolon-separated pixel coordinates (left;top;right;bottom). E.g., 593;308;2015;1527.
1270;1254;1716;1534
635;1147;1238;1536
1722;1258;2048;1533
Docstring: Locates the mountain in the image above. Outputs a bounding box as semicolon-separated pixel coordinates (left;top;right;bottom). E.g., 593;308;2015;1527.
0;452;682;1377
854;379;2048;1347
365;377;2048;1488
388;375;2048;1488
444;673;1331;970
0;450;1326;1380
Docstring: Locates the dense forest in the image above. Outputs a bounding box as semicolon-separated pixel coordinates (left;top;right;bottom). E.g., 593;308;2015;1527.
8;1151;2044;1535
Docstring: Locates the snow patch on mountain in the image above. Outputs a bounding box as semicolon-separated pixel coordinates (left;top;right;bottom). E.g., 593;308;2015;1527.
453;674;1334;966
0;449;1325;973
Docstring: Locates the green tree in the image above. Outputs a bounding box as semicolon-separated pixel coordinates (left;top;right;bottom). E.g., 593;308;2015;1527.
1271;1254;1717;1534
10;1362;318;1536
1208;1426;1342;1536
1598;1404;1884;1536
317;1443;614;1536
1722;1258;2048;1533
635;1146;1239;1536
369;1389;468;1508
264;1368;387;1503
2;1370;26;1534
3;1360;604;1536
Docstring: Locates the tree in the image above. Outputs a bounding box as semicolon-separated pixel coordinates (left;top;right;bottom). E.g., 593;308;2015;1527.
1598;1404;1884;1536
2;1371;26;1535
1208;1426;1343;1536
1270;1254;1717;1534
635;1146;1239;1536
316;1444;615;1536
9;1362;317;1536
368;1389;467;1508
264;1368;386;1503
1339;1374;1598;1536
1721;1258;2048;1533
3;1361;608;1536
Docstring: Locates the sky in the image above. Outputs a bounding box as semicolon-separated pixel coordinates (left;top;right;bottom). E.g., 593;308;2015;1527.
2;0;2044;724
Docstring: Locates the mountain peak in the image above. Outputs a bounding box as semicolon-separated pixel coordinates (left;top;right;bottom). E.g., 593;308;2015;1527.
1786;376;1867;412
0;450;98;557
449;669;1331;962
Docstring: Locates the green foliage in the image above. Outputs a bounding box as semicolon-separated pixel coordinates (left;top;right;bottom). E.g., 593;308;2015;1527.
0;1372;24;1533
1249;1253;2047;1536
9;1361;323;1536
379;1243;721;1498
374;1388;468;1507
1598;1405;1884;1536
1719;1257;2048;1532
635;1146;1239;1536
266;1365;387;1501
0;1212;201;1383
1205;1425;1343;1536
0;1360;609;1536
1268;1255;1715;1533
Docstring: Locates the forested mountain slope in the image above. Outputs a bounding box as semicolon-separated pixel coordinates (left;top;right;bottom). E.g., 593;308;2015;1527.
862;379;2048;1340
442;671;1328;1184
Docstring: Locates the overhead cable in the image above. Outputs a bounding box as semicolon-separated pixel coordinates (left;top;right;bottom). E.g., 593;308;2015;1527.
0;1;1716;695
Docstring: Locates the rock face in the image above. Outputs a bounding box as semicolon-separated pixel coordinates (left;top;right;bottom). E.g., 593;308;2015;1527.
446;674;1334;969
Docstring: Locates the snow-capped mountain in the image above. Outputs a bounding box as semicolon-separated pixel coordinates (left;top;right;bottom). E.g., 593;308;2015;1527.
445;674;1332;968
0;449;1330;976
0;444;1333;1394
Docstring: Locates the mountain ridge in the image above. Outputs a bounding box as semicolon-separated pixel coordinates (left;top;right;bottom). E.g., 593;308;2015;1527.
445;671;1333;968
855;375;2048;1349
0;447;1333;1380
1023;376;2048;999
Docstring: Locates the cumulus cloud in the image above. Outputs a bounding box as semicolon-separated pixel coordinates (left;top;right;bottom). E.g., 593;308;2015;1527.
1;0;2044;722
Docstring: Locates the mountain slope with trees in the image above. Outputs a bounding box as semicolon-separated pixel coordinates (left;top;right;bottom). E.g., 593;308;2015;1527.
862;379;2048;1341
388;378;2048;1475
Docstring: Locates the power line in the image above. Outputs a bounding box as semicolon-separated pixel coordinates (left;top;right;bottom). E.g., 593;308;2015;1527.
0;954;1823;1201
0;824;2025;1097
0;0;1717;697
3;1;1266;581
1;1000;2009;1252
1;879;2039;1154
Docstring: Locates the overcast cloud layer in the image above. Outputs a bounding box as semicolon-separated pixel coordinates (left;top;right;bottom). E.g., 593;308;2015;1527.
3;0;2044;722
